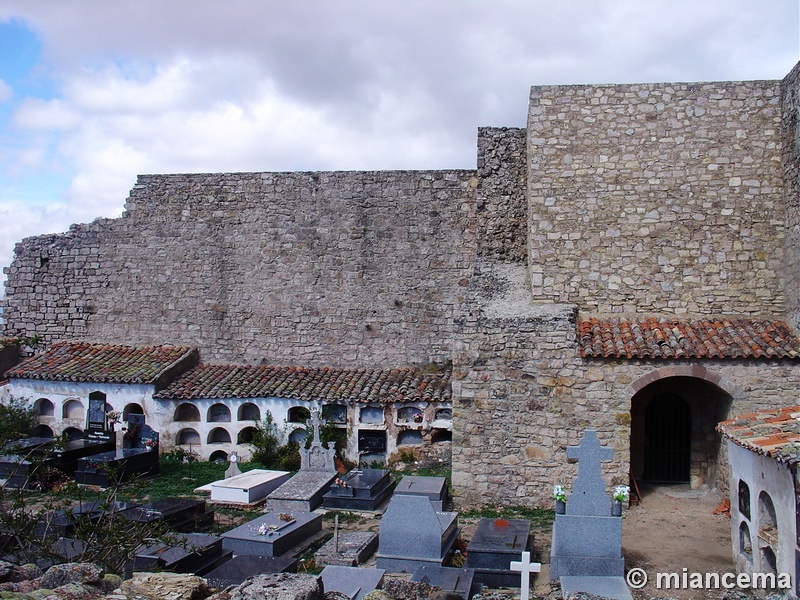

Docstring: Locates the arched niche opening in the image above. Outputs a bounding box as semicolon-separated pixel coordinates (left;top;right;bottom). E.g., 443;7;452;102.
289;427;308;445
35;398;54;417
237;427;257;444
174;403;201;422
176;428;201;446
287;406;311;423
738;479;751;520
209;450;228;463
123;403;144;421
434;408;452;421
739;521;752;560
32;424;54;438
62;427;84;442
208;403;231;423
238;403;260;422
208;427;232;444
322;403;347;424
62;399;84;420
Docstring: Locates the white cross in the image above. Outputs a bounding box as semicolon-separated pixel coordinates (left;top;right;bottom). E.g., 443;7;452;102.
510;551;541;600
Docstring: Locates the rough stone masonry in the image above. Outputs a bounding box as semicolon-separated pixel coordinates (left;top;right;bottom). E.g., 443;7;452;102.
6;62;800;507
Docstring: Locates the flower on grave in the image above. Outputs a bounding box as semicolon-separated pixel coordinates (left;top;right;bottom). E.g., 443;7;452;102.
333;477;348;488
257;523;278;536
279;513;294;522
106;411;121;423
412;413;423;423
144;438;157;448
613;485;630;502
553;484;567;503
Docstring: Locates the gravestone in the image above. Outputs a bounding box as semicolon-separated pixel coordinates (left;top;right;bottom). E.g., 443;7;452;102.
394;475;448;511
49;436;116;476
0;437;57;488
204;469;291;505
322;469;395;511
465;517;534;587
123;497;214;533
266;411;337;511
204;555;297;590
315;530;378;567
376;494;460;573
510;551;541;600
410;565;475;600
225;452;242;479
320;566;385;600
221;511;322;557
550;429;631;600
133;533;231;575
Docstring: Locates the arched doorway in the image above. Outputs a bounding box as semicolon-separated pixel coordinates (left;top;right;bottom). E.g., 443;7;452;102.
643;393;691;483
630;374;732;489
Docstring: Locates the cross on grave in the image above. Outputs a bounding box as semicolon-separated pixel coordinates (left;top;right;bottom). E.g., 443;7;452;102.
510;551;541;600
565;429;614;516
308;410;323;445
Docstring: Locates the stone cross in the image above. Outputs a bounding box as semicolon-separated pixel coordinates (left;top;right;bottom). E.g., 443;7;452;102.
510;551;541;600
308;410;323;445
225;451;242;478
565;429;614;516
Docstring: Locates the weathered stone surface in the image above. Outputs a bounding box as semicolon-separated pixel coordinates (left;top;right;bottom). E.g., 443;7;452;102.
229;573;322;600
40;563;103;589
119;572;212;600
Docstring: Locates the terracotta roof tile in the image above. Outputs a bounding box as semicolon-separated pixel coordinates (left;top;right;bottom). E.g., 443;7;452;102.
578;318;800;360
154;363;452;404
6;341;198;385
718;406;800;465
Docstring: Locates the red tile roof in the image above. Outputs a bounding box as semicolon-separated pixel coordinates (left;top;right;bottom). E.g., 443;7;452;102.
717;406;800;465
6;341;198;385
578;318;800;360
154;363;452;404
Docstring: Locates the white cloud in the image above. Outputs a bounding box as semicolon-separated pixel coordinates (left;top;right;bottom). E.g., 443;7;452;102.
0;79;12;103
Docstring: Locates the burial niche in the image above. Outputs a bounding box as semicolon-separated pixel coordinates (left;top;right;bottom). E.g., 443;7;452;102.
173;403;201;422
63;399;84;420
397;430;423;446
238;402;260;421
35;398;54;417
738;479;751;519
208;427;232;444
208;403;232;423
360;405;384;424
123;403;144;420
288;406;311;423
237;426;256;444
32;424;54;437
177;428;201;445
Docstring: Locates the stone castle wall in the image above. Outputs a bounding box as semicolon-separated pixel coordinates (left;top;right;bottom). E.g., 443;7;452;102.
782;63;800;329
527;79;785;315
3;170;477;367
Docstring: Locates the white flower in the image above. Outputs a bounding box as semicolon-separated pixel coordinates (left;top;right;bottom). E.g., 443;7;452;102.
613;485;630;502
553;484;567;502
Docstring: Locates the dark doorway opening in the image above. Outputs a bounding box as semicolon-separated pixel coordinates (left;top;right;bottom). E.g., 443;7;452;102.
643;393;691;483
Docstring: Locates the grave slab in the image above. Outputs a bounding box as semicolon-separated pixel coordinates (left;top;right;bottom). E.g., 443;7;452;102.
411;565;475;600
221;511;322;557
315;531;378;567
123;497;213;533
560;576;633;600
208;469;291;505
133;533;231;576
394;475;448;511
322;469;395;511
376;494;459;573
320;565;385;600
74;448;159;487
204;554;297;590
465;517;534;587
266;471;337;512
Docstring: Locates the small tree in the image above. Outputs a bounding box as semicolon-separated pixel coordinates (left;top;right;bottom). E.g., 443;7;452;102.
0;396;35;447
249;412;279;465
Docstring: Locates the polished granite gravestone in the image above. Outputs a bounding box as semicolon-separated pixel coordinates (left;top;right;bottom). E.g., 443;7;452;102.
411;565;475;600
465;517;534;588
267;411;337;511
221;511;322;557
133;533;231;575
315;531;378;567
0;437;56;487
322;469;395;511
204;554;297;590
74;447;159;487
49;436;116;476
550;429;631;600
320;565;385;600
394;475;448;511
122;497;214;533
376;494;460;573
36;500;140;538
206;469;292;505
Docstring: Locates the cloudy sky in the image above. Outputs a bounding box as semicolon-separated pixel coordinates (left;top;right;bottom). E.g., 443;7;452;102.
0;1;798;290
